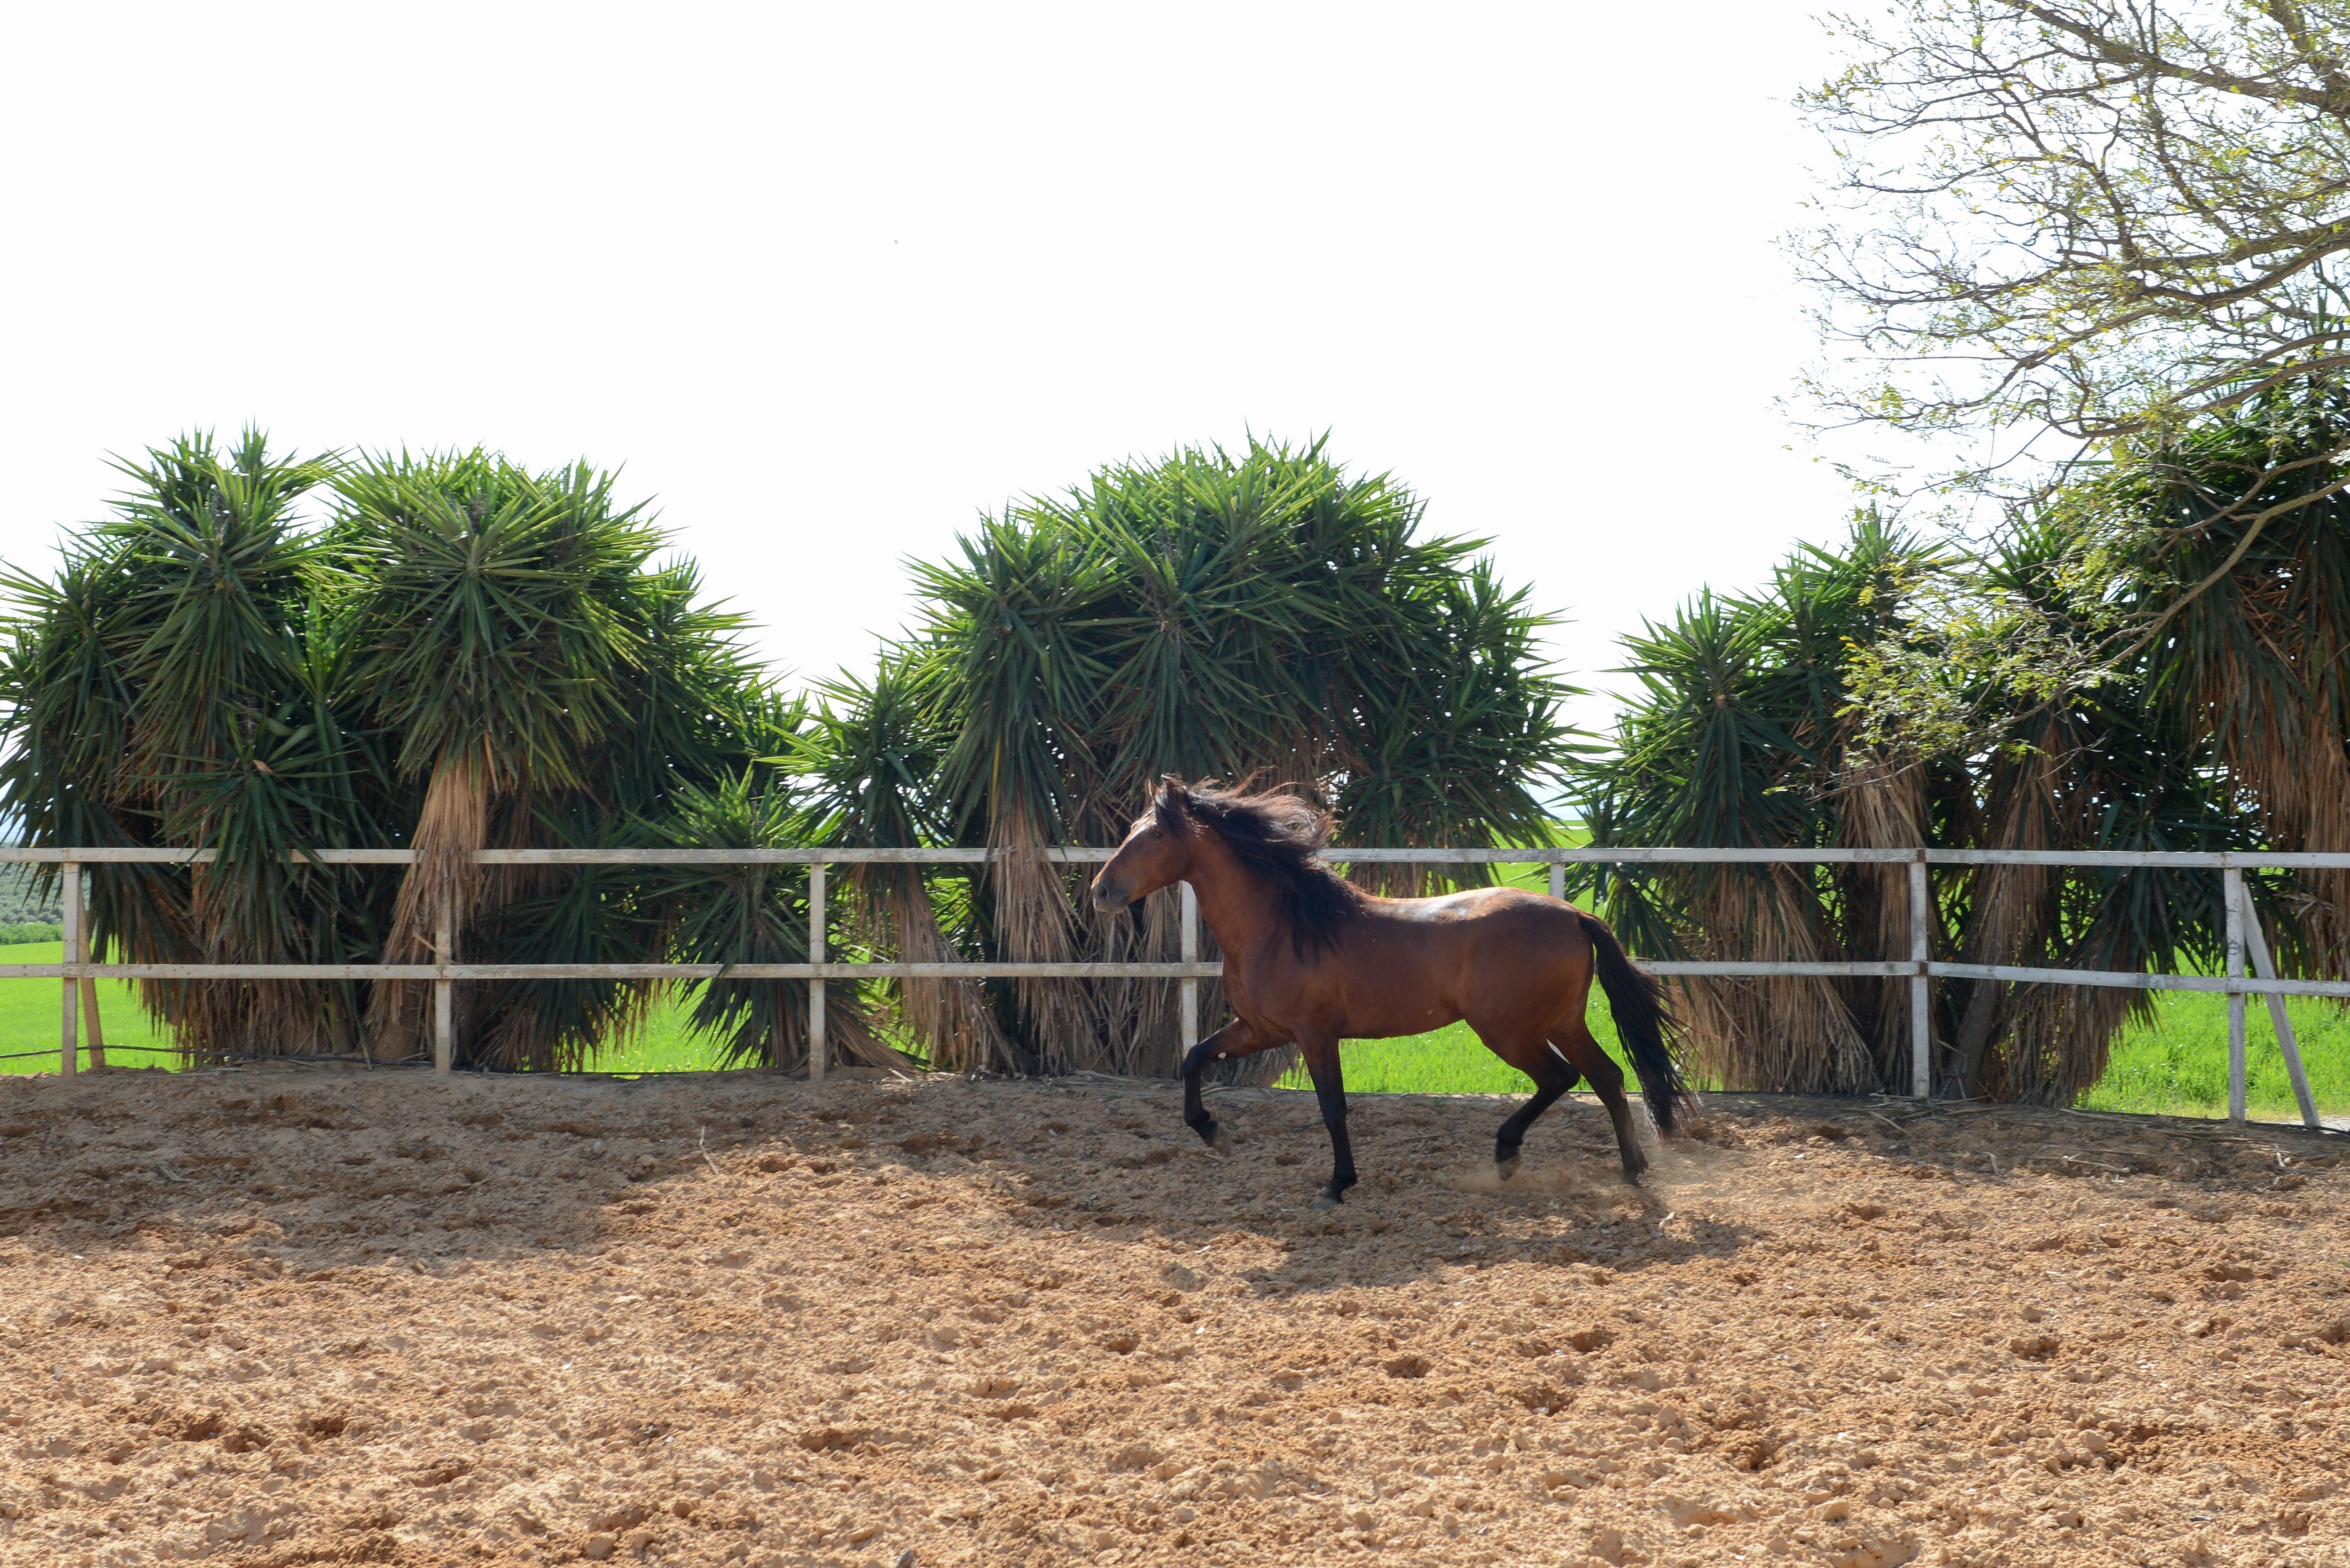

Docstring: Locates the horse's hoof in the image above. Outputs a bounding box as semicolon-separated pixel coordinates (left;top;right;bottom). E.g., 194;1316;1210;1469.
1192;1120;1224;1151
1496;1155;1521;1182
1310;1193;1343;1210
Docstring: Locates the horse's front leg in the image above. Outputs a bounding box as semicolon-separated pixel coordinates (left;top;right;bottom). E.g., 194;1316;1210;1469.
1298;1033;1356;1208
1180;1020;1277;1150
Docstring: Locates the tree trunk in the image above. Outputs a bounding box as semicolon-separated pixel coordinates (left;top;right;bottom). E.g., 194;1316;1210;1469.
1948;977;2003;1097
369;753;486;1061
80;975;105;1068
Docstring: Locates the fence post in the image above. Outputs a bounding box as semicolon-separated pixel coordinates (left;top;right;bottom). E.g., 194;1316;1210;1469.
1909;850;1930;1098
1180;881;1199;1053
2241;915;2320;1131
1547;858;1566;903
808;860;827;1082
61;860;80;1077
432;888;454;1077
2224;866;2247;1124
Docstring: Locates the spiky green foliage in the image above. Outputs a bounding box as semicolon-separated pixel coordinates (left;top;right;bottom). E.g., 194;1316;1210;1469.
803;437;1578;1077
0;431;386;1055
0;432;796;1069
1581;521;1935;1092
912;437;1570;858
650;765;901;1072
6;429;1569;1080
336;452;666;796
1581;489;2271;1103
794;658;1012;1071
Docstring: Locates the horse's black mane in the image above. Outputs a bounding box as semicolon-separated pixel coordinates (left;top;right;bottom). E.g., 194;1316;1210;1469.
1155;778;1362;957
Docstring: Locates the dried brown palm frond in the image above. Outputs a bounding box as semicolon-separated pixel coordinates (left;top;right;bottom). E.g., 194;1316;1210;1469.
2175;628;2350;973
862;870;1014;1074
1830;748;1932;1089
2138;400;2350;976
1073;879;1183;1076
987;804;1104;1073
1671;863;1877;1094
368;753;489;1057
1581;518;1923;1092
1944;729;2063;1095
1985;976;2143;1105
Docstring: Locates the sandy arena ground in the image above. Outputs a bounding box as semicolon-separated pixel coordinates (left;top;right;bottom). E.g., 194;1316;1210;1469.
1;1066;2346;1568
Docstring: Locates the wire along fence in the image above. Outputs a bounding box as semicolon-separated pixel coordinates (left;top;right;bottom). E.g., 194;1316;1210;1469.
0;845;2334;1130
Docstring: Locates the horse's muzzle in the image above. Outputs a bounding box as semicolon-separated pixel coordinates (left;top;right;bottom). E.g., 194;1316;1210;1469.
1089;877;1130;913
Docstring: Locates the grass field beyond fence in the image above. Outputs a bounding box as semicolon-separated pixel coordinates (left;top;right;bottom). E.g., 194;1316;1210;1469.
1292;990;2348;1124
2;938;2342;1126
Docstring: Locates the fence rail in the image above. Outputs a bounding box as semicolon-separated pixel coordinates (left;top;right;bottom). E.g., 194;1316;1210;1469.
15;844;2350;866
4;844;2336;1131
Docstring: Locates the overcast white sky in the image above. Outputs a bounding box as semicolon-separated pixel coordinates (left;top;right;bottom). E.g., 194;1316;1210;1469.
0;2;1858;733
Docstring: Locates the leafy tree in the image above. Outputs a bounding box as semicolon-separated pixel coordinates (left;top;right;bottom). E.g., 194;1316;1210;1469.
2072;383;2350;979
331;451;666;1056
1801;0;2350;695
1802;0;2350;453
1798;7;2350;1075
1579;514;2239;1102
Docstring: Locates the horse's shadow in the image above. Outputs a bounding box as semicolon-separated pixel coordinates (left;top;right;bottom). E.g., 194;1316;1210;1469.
1066;1085;1768;1298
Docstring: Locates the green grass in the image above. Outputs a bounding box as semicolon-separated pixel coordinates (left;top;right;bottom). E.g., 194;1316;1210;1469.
1274;990;2345;1124
0;940;736;1076
590;1000;732;1074
0;943;180;1072
2083;990;2350;1121
1283;1011;1631;1096
7;885;2342;1124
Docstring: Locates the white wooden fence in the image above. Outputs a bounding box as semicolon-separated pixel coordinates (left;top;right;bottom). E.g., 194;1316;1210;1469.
0;844;2334;1130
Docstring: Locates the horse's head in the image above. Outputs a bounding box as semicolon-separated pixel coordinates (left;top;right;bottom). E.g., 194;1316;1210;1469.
1089;777;1200;912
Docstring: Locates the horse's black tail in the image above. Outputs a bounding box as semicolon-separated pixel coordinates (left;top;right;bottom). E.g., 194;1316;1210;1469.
1577;912;1696;1135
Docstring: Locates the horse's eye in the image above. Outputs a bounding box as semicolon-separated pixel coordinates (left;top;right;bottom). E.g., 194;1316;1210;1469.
1147;828;1165;841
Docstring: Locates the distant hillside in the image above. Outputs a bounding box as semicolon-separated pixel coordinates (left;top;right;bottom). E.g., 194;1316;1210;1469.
0;865;60;925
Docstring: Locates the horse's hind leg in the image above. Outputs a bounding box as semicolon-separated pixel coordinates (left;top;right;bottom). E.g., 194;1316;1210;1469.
1551;1018;1648;1185
1493;1038;1578;1180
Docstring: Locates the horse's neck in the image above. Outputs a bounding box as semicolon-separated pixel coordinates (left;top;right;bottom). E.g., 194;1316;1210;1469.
1184;838;1284;964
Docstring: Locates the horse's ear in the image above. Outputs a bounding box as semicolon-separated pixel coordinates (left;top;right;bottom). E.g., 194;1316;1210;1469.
1159;774;1191;812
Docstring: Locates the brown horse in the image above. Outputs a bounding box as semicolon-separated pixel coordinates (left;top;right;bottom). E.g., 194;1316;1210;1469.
1089;778;1692;1207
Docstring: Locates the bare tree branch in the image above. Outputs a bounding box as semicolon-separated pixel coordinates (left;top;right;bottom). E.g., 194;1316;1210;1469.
1799;1;2350;462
